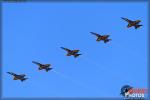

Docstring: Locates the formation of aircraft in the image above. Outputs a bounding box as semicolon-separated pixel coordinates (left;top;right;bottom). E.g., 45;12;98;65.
61;47;81;58
7;72;28;82
7;17;142;82
32;61;52;72
90;32;111;43
121;17;143;29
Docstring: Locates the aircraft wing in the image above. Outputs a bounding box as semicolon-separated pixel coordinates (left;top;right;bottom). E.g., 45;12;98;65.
61;47;70;52
127;24;132;28
90;32;101;37
32;61;42;66
7;72;17;76
121;17;132;23
96;38;101;41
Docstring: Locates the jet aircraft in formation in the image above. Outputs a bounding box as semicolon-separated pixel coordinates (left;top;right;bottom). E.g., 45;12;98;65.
32;61;52;72
121;17;143;29
61;47;81;58
91;32;111;43
7;72;28;82
7;17;142;82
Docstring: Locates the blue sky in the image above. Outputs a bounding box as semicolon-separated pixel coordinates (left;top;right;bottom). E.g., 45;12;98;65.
2;2;148;98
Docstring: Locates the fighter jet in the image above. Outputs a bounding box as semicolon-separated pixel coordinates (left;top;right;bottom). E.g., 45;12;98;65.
121;17;143;29
61;47;81;58
32;61;52;72
90;32;111;43
7;72;28;82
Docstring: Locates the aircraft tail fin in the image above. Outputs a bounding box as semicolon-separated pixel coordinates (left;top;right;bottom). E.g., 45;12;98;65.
21;78;28;82
38;67;42;70
104;39;111;43
45;68;53;72
74;54;81;58
135;25;143;29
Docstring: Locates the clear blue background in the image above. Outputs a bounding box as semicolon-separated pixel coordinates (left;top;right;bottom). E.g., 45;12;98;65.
2;2;148;98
